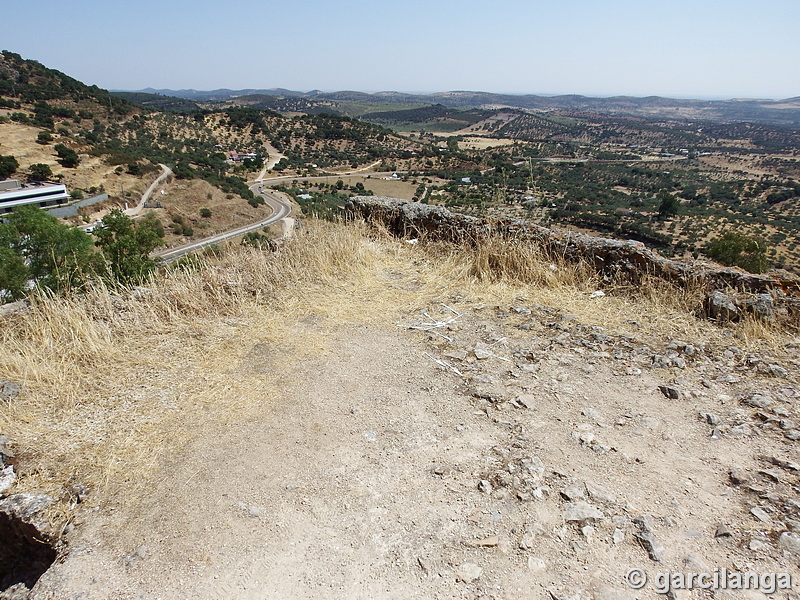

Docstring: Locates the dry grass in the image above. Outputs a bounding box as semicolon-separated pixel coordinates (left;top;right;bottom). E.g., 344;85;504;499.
0;219;792;529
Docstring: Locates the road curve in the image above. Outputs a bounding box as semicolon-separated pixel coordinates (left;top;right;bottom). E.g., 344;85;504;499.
152;184;291;263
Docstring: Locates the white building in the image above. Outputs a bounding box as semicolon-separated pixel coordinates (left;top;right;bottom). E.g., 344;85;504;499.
0;179;70;215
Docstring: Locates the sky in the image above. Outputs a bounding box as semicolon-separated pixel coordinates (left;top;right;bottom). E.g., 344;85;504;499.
3;0;799;100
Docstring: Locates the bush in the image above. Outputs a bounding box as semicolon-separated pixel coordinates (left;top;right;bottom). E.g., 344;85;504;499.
28;163;53;182
706;232;769;274
54;144;80;168
199;208;212;218
37;131;53;144
0;155;19;178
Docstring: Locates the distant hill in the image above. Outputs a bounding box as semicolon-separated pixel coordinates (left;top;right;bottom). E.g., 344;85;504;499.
360;104;501;129
138;87;308;101
111;91;200;113
135;87;800;128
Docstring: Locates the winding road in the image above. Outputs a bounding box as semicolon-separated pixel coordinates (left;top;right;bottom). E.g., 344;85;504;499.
152;184;292;263
150;164;396;263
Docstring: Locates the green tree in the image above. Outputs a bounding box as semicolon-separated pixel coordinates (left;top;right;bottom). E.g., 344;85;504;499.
657;191;680;218
0;228;29;301
706;231;769;274
94;209;163;285
54;144;80;168
36;131;53;144
28;163;53;181
199;207;212;218
3;205;99;293
0;154;19;178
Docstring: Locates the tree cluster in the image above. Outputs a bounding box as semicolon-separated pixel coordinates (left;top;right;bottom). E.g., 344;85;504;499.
0;207;163;302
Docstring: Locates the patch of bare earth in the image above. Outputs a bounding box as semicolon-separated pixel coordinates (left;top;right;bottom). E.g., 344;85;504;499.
3;224;799;599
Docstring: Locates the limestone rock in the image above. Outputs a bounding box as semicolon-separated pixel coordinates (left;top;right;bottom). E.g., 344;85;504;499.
0;381;20;402
455;562;483;583
778;531;800;554
0;493;53;520
634;531;666;562
705;291;738;322
563;501;604;523
0;465;16;495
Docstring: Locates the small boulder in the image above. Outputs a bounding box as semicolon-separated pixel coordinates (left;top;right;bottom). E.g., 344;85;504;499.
0;492;54;520
634;531;666;562
564;501;604;523
658;385;680;400
779;532;800;554
705;291;738;322
744;293;774;321
455;562;483;583
0;465;16;495
0;381;20;402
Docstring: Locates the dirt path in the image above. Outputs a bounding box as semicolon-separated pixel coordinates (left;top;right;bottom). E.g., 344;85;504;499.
123;164;172;217
31;295;800;599
255;143;288;181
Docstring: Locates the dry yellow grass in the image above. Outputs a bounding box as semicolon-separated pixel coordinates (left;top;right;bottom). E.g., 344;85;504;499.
0;219;791;530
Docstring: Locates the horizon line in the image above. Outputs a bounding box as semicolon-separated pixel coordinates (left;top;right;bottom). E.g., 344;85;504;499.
113;87;798;103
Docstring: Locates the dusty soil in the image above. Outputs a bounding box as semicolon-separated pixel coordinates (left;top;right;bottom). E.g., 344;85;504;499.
29;291;800;599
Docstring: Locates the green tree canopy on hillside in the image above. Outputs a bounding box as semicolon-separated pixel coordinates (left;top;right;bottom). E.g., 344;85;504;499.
706;231;769;274
54;144;80;168
0;155;19;179
28;163;53;181
657;190;680;218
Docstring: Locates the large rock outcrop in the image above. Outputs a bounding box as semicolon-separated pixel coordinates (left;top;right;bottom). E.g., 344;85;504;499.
345;196;800;323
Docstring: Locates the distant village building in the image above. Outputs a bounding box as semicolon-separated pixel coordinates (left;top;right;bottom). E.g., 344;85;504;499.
227;151;260;163
0;179;70;215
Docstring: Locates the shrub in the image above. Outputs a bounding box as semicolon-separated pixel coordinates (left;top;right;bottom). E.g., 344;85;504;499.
54;144;80;168
28;163;53;182
706;232;769;274
0;154;19;178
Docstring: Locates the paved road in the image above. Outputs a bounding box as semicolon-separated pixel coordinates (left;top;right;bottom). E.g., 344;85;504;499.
152;185;291;263
258;170;399;186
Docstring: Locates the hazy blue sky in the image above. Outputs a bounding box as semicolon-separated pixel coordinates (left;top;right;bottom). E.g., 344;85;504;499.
3;0;798;99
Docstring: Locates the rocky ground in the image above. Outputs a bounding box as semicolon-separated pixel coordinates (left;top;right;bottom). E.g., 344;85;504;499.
7;286;799;600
